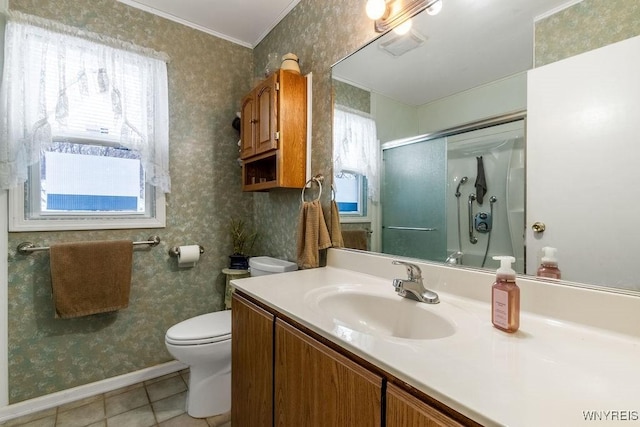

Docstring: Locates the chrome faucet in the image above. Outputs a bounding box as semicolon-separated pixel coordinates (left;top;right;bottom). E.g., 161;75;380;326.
445;251;464;265
392;260;440;304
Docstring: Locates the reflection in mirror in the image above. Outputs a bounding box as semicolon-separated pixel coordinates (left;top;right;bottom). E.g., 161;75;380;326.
331;0;640;293
380;118;525;273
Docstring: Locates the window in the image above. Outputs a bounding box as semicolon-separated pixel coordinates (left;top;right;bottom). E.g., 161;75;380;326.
332;105;379;220
334;171;367;216
1;16;169;231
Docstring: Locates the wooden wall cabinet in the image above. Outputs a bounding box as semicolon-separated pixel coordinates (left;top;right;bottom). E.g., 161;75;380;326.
240;69;307;191
231;292;473;427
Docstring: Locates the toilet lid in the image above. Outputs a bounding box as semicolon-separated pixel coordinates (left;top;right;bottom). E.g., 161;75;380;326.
165;310;231;345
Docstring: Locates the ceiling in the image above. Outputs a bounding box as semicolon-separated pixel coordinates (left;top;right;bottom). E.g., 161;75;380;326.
117;0;580;106
333;0;580;106
117;0;302;48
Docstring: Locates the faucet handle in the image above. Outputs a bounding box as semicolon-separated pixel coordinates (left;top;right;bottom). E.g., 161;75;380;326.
392;260;422;280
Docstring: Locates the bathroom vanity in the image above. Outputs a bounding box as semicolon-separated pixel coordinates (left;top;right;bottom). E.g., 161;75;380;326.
232;292;472;426
231;249;640;426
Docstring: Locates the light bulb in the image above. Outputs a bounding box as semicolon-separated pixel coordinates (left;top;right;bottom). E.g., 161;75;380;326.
366;0;387;20
394;19;412;35
427;0;442;16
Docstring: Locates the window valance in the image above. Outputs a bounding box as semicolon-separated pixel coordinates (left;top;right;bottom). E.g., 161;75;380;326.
0;12;171;192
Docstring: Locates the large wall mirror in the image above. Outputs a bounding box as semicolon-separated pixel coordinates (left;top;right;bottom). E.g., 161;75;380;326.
331;0;640;294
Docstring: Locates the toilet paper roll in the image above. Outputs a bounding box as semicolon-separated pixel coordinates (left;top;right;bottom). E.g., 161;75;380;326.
178;245;200;268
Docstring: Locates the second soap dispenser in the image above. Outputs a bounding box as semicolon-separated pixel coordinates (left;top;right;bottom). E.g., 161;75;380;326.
537;246;561;280
491;256;520;333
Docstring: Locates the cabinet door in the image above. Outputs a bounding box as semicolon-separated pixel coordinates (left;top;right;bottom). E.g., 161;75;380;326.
255;73;278;155
387;383;464;427
274;319;382;427
231;294;274;427
240;92;255;159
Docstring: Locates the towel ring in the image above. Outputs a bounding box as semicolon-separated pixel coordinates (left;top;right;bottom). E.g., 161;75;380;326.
301;176;322;203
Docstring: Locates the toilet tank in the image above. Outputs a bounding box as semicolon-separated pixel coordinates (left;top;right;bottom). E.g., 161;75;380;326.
249;256;298;276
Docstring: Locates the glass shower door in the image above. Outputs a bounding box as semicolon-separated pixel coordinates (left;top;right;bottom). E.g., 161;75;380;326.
382;137;447;261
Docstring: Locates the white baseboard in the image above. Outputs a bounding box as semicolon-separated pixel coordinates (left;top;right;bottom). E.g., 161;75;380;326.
0;360;188;423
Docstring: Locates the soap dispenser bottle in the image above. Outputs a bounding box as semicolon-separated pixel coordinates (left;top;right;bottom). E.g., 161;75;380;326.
537;246;561;280
491;256;520;333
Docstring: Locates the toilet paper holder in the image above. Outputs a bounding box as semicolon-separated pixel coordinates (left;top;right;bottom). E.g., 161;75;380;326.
168;245;205;257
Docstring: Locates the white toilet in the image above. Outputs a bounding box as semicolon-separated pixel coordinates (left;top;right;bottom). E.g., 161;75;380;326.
249;256;298;276
165;310;231;418
164;256;297;418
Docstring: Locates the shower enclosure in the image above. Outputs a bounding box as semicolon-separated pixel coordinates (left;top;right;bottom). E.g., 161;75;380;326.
381;118;525;273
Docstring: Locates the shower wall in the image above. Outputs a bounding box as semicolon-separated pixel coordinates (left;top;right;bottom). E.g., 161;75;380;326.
446;121;525;272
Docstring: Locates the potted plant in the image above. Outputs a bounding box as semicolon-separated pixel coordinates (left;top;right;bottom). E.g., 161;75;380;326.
229;219;257;270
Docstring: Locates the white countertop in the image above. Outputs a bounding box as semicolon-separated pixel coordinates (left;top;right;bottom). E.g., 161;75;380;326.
232;250;640;426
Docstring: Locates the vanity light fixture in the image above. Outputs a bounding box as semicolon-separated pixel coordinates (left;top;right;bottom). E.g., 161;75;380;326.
366;0;388;20
426;0;442;16
394;20;412;35
369;0;443;33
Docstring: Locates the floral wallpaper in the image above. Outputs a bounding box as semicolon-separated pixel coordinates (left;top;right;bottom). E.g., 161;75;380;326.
333;80;371;114
250;0;376;260
6;0;253;403
535;0;640;67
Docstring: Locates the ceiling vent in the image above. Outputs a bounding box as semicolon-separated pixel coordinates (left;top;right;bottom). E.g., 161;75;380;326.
379;30;426;57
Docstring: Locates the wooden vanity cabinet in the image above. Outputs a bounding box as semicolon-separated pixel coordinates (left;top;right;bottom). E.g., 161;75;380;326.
231;292;474;427
240;69;307;191
275;319;382;426
231;295;274;426
387;383;465;427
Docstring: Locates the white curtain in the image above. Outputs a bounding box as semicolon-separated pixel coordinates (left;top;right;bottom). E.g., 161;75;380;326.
333;105;379;202
0;14;171;192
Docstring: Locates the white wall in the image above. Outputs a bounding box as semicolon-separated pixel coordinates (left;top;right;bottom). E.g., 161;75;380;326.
371;92;419;143
417;72;527;134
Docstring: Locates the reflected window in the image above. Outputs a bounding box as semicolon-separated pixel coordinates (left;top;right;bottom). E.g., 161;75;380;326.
334;171;367;216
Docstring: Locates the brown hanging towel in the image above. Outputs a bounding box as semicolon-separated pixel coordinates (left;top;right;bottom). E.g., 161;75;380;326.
296;200;332;269
49;240;133;318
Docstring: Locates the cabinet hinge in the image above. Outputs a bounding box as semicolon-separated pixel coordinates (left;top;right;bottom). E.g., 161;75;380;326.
274;131;280;140
275;82;280;91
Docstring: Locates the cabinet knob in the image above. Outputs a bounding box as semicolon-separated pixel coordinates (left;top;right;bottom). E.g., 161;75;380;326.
250;119;258;124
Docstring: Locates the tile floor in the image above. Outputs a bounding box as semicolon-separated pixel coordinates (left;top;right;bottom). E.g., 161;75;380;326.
1;371;231;427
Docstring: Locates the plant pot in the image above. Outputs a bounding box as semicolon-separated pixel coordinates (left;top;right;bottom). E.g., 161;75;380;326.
229;254;249;270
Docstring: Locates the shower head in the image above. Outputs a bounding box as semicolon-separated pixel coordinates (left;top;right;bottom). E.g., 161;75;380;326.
455;176;468;197
489;196;497;204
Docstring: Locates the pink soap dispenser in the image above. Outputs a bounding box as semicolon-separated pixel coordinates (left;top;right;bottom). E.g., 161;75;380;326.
491;256;520;333
537;246;561;280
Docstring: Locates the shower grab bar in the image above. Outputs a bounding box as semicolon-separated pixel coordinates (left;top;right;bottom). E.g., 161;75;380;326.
383;226;437;232
468;194;478;244
17;236;161;255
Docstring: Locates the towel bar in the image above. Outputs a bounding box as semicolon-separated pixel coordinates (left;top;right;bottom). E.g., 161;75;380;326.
17;236;161;255
301;174;324;203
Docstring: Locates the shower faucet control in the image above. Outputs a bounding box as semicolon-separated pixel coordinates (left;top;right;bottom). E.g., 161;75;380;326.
391;260;440;304
474;212;492;232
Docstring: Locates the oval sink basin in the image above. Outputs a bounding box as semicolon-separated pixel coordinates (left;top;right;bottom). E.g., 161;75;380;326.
315;291;456;340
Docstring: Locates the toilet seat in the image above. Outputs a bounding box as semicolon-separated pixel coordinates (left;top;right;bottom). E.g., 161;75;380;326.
165;310;231;346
